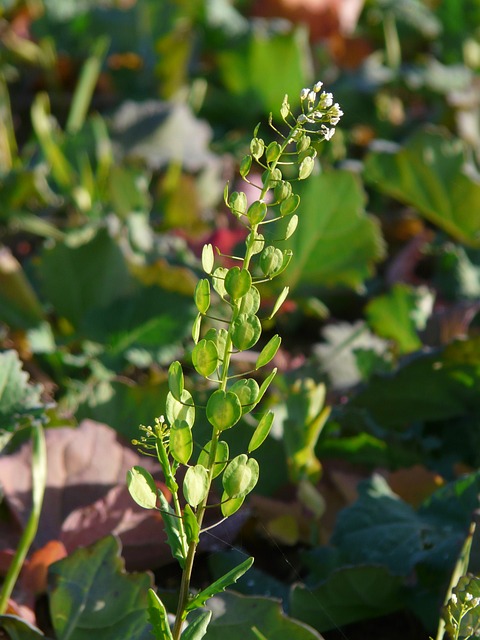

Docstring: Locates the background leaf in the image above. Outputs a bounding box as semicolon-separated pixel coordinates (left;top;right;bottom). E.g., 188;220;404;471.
49;536;153;640
204;591;324;639
364;129;480;247
281;170;385;292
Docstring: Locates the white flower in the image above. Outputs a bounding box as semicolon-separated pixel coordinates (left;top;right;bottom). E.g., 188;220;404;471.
313;81;323;92
466;593;474;601
297;114;308;124
300;88;309;101
322;126;335;140
472;597;480;607
319;92;333;108
451;594;458;605
308;90;316;103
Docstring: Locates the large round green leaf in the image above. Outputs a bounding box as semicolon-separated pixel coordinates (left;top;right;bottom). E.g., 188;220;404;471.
206;390;242;431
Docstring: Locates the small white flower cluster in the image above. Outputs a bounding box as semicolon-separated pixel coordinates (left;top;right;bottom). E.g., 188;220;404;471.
298;81;343;141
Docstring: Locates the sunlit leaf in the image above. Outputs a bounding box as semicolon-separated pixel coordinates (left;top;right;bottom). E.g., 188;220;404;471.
126;466;157;510
206;390;242;431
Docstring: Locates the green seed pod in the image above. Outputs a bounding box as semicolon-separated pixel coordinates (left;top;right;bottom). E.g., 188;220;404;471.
273;180;292;203
259;245;283;277
296;134;311;153
240;155;252;178
228;191;247;217
250;137;265;160
266;141;282;163
247;200;267;225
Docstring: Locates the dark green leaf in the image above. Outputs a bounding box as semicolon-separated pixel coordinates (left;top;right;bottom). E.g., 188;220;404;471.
49;536;153;640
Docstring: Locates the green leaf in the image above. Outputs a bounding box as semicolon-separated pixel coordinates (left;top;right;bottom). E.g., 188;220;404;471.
49;536;153;640
183;465;209;508
186;558;254;612
290;565;404;632
202;244;215;274
126;466;158;509
170;420;193;465
0;350;43;444
255;335;281;369
38;228;133;328
166;390;195;430
192;339;219;377
0;616;51;639
224;268;252;301
248;411;274;453
363;128;480;247
206;390;242;431
268;286;289;320
197;439;229;479
229;378;259;414
204;591;323;639
147;589;173;640
217;24;311;116
168;361;184;401
194;279;211;314
183;503;200;545
366;284;434;354
282;170;385;291
231;313;262;351
347;336;480;429
158;491;187;569
181;611;212;640
223;454;259;499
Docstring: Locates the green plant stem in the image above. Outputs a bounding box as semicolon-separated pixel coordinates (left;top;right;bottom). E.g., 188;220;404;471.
0;423;47;614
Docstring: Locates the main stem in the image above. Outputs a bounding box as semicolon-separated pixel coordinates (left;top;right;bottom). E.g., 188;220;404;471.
171;122;299;638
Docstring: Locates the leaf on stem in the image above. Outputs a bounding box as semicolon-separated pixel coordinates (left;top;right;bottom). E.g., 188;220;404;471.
148;589;174;640
185;557;254;612
248;411;274;453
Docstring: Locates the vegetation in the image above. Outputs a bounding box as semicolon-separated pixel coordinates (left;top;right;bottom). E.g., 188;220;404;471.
0;1;479;639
